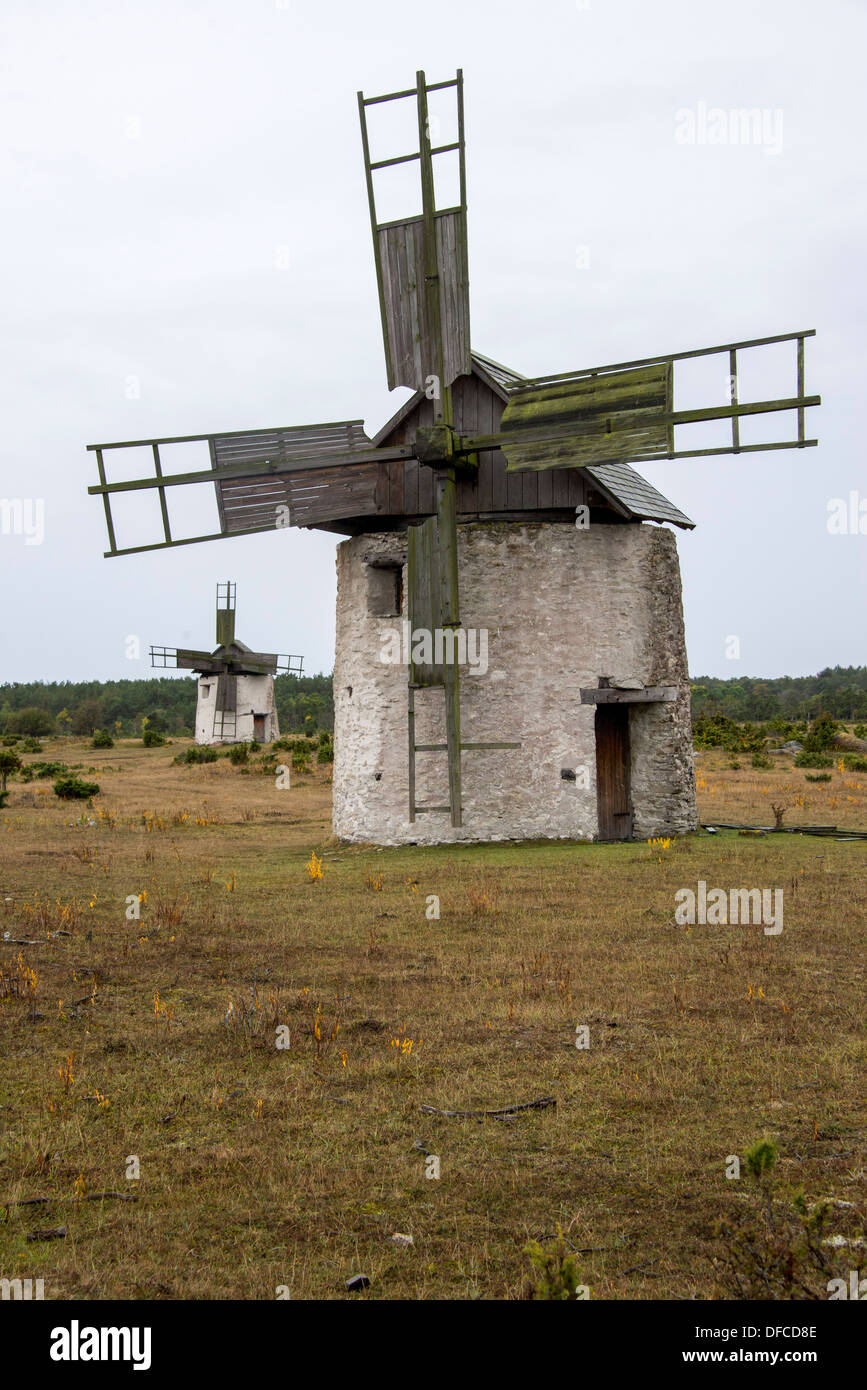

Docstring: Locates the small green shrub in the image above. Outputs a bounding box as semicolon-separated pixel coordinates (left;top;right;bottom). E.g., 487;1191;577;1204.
54;776;100;800
853;723;867;741
142;729;165;747
19;761;68;783
291;750;310;773
1;735;20;747
768;718;808;740
176;745;218;765
793;751;833;769
804;773;832;783
842;754;867;772
750;751;772;770
802;711;838;753
524;1233;586;1300
744;1137;778;1180
91;729;114;749
20;738;43;753
228;743;249;765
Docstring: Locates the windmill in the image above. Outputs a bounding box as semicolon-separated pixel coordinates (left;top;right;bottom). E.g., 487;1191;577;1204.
88;71;819;840
151;582;303;745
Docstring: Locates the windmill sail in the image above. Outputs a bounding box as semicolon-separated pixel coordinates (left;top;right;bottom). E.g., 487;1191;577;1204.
492;330;819;472
87;422;411;557
358;71;471;394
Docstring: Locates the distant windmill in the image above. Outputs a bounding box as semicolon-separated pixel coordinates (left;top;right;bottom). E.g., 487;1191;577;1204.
89;71;820;843
151;583;303;745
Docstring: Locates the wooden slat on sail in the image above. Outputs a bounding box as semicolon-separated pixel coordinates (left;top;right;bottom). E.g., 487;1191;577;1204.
211;421;375;533
377;209;471;392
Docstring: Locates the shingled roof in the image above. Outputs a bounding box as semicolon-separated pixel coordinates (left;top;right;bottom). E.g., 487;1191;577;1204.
469;351;695;531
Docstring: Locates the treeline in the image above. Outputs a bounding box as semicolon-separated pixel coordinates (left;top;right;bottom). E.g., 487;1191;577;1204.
689;667;867;723
1;666;864;738
0;673;334;737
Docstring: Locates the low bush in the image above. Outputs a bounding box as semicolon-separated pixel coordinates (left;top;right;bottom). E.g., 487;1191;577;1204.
693;713;766;753
175;745;218;765
802;711;838;753
54;776;100;800
91;729;114;749
804;773;832;783
750;752;772;770
142;729;165;748
854;723;867;741
228;743;249;765
20;738;43;753
19;761;68;783
793;752;833;769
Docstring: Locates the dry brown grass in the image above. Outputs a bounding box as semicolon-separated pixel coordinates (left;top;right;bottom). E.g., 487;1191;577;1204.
0;736;864;1300
694;747;867;829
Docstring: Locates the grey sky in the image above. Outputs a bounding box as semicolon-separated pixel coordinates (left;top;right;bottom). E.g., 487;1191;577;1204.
0;0;863;685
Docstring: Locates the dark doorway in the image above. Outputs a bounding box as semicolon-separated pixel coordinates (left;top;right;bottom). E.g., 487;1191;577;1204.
595;705;633;841
253;714;266;741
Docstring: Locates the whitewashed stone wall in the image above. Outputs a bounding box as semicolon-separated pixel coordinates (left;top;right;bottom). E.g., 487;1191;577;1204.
195;674;279;745
333;521;697;844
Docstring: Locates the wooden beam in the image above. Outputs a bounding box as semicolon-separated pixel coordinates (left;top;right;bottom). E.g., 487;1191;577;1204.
460;395;821;456
152;443;172;544
580;687;678;704
508;329;816;391
93;447;117;555
87;419;368;451
88;443;414;497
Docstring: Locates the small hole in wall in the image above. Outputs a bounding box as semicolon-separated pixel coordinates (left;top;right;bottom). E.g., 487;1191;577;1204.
346;686;353;698
374;772;382;781
560;768;577;782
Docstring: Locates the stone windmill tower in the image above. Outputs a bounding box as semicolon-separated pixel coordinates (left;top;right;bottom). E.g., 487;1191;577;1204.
151;583;303;746
88;70;819;842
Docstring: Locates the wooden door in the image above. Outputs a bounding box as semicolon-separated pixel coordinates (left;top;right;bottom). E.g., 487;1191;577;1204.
595;705;633;841
253;714;266;742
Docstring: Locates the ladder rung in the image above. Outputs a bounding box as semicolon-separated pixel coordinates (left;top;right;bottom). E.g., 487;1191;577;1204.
414;805;457;814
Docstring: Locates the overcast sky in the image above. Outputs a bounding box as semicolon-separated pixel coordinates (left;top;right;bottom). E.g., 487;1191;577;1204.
0;0;863;686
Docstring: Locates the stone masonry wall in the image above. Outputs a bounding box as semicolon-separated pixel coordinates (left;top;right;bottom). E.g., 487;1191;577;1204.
332;521;697;844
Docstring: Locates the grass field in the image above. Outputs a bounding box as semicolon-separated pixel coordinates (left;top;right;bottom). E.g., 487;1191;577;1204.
1;738;864;1300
